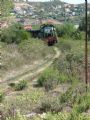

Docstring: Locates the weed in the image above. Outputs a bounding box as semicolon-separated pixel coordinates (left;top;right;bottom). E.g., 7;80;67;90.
15;80;27;91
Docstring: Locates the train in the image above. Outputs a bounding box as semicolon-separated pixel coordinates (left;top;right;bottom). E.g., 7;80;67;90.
24;24;58;46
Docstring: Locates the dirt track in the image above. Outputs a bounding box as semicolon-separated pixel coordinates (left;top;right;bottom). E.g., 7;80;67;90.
1;47;60;95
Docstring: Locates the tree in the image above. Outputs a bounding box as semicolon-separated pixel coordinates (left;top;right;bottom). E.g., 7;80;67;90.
0;0;13;17
79;15;90;39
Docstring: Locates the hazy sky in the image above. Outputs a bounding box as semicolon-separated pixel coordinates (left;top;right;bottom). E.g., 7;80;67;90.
28;0;90;4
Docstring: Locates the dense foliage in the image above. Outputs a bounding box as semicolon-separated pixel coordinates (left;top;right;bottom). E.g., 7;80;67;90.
56;23;83;40
56;23;75;37
0;0;13;17
0;24;30;44
79;15;90;40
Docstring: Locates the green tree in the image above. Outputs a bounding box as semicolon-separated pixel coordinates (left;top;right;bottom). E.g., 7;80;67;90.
79;15;90;39
0;0;13;17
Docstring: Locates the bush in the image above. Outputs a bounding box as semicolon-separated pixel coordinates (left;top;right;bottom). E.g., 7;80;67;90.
74;93;90;113
58;73;70;83
79;14;90;40
75;102;90;113
0;92;4;102
41;97;62;113
15;80;27;91
54;39;84;83
59;87;74;104
37;67;60;91
9;83;15;87
0;23;30;44
56;23;76;38
71;30;83;40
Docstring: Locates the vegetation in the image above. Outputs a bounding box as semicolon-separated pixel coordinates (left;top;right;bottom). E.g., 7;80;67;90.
37;67;60;91
0;18;90;120
0;23;30;44
0;23;54;80
79;14;90;40
0;0;13;17
54;39;84;82
37;38;84;92
6;112;27;120
56;23;83;40
15;80;27;91
56;23;75;37
45;112;90;120
0;92;4;103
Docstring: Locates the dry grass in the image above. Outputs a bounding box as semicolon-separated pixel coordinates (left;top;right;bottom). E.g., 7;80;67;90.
0;40;54;82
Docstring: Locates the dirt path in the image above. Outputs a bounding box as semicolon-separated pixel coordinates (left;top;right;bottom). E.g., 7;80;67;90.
13;47;60;82
1;47;60;95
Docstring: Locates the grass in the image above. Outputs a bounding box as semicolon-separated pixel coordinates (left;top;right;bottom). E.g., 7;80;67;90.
54;38;86;82
0;39;54;81
37;38;85;89
0;33;90;120
2;88;45;114
0;92;4;103
37;67;60;90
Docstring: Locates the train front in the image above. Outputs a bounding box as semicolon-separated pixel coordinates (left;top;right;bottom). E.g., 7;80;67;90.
43;25;58;46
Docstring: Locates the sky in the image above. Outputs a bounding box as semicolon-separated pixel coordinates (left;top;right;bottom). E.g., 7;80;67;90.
28;0;90;4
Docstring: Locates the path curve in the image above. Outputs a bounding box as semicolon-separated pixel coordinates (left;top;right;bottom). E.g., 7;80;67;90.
2;47;60;95
14;47;60;82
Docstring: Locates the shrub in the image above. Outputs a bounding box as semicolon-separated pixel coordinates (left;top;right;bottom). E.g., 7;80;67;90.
58;73;69;83
37;67;60;91
59;87;73;104
53;52;81;83
73;93;90;113
68;111;90;120
56;40;83;80
71;30;83;40
0;23;30;44
9;83;15;87
41;97;62;113
0;92;4;102
41;98;52;112
15;80;27;91
56;23;76;38
75;102;90;113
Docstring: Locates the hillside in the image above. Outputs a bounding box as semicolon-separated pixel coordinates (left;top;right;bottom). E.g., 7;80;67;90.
13;0;90;25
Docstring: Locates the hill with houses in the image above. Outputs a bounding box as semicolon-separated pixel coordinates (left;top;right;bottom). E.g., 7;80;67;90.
12;0;90;25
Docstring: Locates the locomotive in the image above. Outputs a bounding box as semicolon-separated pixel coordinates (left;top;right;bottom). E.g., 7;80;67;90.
25;24;58;46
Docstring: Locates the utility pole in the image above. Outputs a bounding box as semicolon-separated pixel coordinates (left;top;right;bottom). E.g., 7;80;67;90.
85;0;88;92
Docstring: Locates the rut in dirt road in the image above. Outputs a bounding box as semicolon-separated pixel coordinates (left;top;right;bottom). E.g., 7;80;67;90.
3;47;60;95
